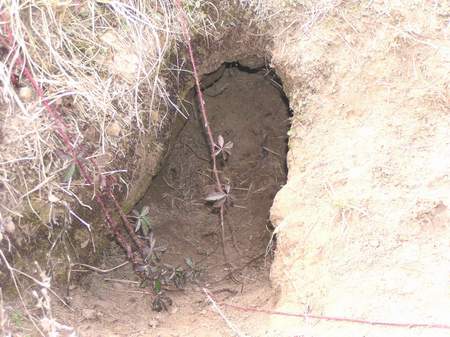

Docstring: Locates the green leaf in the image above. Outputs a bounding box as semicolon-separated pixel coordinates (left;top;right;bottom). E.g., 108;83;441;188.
141;215;151;236
132;206;152;235
205;191;226;202
185;257;194;269
134;219;141;233
140;205;150;216
154;279;161;293
64;162;78;182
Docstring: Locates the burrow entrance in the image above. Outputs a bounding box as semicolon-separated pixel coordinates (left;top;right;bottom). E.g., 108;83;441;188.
139;62;290;284
60;61;291;336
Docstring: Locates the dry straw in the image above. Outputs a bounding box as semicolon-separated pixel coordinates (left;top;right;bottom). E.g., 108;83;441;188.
0;0;221;234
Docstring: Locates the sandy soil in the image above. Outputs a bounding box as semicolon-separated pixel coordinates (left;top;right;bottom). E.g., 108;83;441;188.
268;1;450;336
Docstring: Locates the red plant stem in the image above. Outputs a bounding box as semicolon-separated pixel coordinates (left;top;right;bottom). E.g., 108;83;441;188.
203;289;450;331
0;16;144;263
109;189;146;254
174;0;223;193
175;0;232;268
219;205;228;261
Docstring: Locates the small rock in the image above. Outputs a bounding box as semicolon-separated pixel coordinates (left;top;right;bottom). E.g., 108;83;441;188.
148;319;159;328
81;308;98;321
19;86;33;102
3;217;15;234
169;306;178;315
106;121;122;137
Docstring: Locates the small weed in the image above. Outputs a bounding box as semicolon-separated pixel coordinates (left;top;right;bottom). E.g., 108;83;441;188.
63;162;80;183
11;310;23;328
184;257;203;281
136;252;204;312
213;135;233;161
10;310;23;328
151;293;173;312
131;206;152;237
205;183;234;209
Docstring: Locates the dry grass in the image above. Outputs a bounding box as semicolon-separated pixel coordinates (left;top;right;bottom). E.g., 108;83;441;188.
0;247;77;336
0;1;208;333
1;1;178;224
0;0;269;230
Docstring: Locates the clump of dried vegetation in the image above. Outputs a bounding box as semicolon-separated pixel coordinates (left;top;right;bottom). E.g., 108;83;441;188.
0;0;200;238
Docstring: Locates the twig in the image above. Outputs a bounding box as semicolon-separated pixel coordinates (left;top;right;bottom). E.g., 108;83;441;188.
261;146;281;157
219;206;227;259
225;215;242;257
175;0;232;267
174;0;222;193
162;176;183;194
181;141;210;162
203;288;247;337
0;249;45;336
71;261;129;274
0;288;6;337
210;253;265;285
104;278;140;284
205;288;450;331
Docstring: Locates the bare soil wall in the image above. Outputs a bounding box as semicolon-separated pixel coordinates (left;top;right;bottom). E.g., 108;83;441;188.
268;2;450;336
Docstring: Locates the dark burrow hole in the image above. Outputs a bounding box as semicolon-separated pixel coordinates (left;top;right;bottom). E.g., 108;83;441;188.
138;60;290;289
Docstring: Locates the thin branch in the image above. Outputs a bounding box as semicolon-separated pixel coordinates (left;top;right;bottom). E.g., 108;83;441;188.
174;0;223;193
205;288;450;331
203;288;247;337
71;261;129;274
175;0;232;268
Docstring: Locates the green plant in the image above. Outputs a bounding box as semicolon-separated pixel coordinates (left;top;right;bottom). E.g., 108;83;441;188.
184;257;203;281
10;310;23;328
205;183;233;209
213;134;233;161
132;206;152;237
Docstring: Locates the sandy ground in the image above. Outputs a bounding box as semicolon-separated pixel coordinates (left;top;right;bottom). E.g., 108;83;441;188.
268;1;450;336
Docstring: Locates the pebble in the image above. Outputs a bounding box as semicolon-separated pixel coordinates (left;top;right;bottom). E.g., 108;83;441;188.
81;308;98;321
148;319;159;328
169;306;179;314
